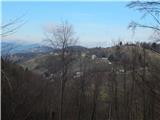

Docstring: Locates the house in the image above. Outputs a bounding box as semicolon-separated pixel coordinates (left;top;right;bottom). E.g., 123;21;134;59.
119;69;124;72
108;61;112;64
49;52;53;55
100;57;112;64
91;54;96;60
101;57;108;60
81;53;86;57
54;53;59;56
74;71;83;78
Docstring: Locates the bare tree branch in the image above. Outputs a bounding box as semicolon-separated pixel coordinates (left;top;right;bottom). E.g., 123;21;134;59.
1;14;27;37
127;1;160;42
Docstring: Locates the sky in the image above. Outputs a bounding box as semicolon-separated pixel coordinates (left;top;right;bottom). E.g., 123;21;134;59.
2;1;153;47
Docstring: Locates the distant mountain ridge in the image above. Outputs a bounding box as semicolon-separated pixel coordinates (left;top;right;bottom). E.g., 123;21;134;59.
1;41;53;55
1;41;88;63
1;41;88;55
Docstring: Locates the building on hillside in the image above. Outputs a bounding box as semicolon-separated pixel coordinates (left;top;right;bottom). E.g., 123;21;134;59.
74;71;83;78
119;69;124;73
101;57;108;60
54;53;59;56
91;54;96;60
49;52;53;55
81;53;86;57
100;57;112;64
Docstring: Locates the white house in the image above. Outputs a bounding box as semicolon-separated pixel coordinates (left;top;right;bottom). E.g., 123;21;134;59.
91;55;96;60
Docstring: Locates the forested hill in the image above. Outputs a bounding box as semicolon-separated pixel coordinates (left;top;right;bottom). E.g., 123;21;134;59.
2;42;160;120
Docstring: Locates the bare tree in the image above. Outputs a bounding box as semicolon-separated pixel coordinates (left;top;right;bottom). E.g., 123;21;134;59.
127;1;160;42
45;20;78;120
1;14;27;62
1;14;26;37
127;2;160;119
1;15;26;119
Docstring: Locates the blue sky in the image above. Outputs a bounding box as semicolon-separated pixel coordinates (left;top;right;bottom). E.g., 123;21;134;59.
2;1;153;47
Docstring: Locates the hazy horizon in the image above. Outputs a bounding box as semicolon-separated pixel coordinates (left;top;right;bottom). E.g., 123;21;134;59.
2;1;153;47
